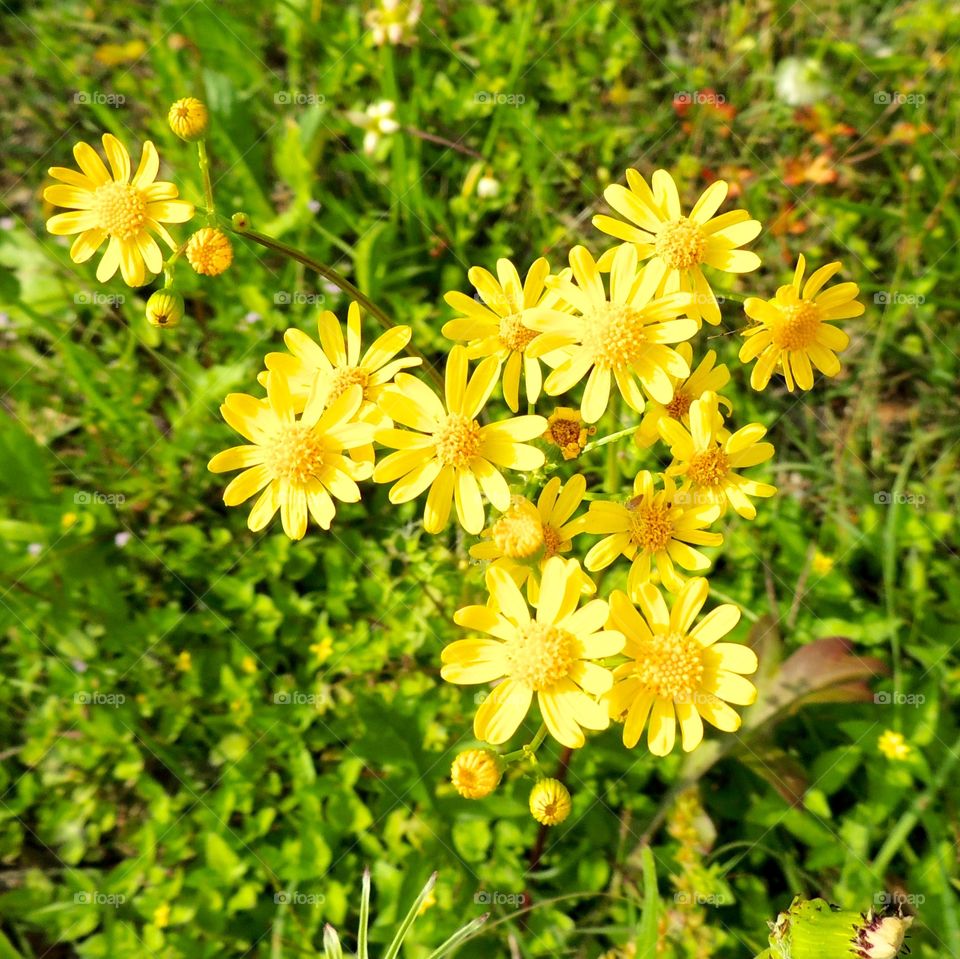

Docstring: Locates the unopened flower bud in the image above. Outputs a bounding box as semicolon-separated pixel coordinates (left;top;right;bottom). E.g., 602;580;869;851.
168;97;209;141
146;290;184;328
451;749;501;799
529;778;571;826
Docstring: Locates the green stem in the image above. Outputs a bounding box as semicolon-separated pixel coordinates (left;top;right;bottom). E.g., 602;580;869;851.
197;139;216;217
225;215;443;388
582;424;635;454
501;724;548;764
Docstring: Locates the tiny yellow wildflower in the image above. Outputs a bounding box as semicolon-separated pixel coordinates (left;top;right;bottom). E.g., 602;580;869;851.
442;557;623;748
527;244;697;423
634;343;731;449
593;169;762;326
529;778;572;826
373;347;546;534
153;902;171;928
186;226;233;276
176;650;192;672
208;373;375;540
44;134;194;287
659;391;776;520
607;579;758;755
442;257;567;412
583;470;723;594
877;730;911;761
470;475;592;601
740;255;863;391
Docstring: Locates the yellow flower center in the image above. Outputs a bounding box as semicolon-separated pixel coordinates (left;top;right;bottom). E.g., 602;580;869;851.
629;503;674;553
93;182;147;241
583;304;648;369
547;416;583;453
266;423;326;485
542;524;563;559
328;366;370;401
635;631;704;700
506;622;577;691
655;217;706;271
687;448;729;488
498;313;538;352
771;300;822;350
492;502;544;558
434;413;482;468
665;390;692;419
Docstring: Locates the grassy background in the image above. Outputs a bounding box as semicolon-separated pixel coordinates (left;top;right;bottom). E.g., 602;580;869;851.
1;0;959;956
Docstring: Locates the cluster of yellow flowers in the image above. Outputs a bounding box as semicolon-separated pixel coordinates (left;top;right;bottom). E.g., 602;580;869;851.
43;99;865;827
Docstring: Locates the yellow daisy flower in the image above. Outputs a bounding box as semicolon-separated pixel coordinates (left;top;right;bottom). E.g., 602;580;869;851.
634;343;731;448
373;347;547;535
607;579;758;755
208;373;375;540
43;134;194;287
583;471;722;594
593;169;761;326
264;302;421;413
543;407;595;460
442;257;566;412
441;558;624;748
740;255;863;391
659;392;776;520
469;475;591;600
527;244;697;423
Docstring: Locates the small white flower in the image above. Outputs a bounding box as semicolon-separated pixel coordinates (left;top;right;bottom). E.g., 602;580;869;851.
476;175;501;199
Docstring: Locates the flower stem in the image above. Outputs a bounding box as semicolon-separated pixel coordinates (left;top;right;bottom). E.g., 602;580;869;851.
225;215;443;388
197;139;216;217
583;424;635;455
501;724;548;764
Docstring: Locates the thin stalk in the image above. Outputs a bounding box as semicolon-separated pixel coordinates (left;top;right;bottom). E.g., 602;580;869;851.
225;217;443;388
582;424;634;454
197;139;216;217
501;724;548;764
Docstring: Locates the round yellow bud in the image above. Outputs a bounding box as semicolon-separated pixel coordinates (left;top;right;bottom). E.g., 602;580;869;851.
451;749;501;799
168;97;209;141
529;778;571;826
185;227;233;276
146;290;185;328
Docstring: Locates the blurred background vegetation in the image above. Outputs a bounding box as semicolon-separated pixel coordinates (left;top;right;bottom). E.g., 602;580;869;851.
0;0;958;956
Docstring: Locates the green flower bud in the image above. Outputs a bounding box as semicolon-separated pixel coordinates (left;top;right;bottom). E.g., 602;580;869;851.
768;898;913;959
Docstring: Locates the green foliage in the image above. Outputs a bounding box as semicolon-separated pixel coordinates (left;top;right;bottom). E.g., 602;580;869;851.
1;0;958;957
